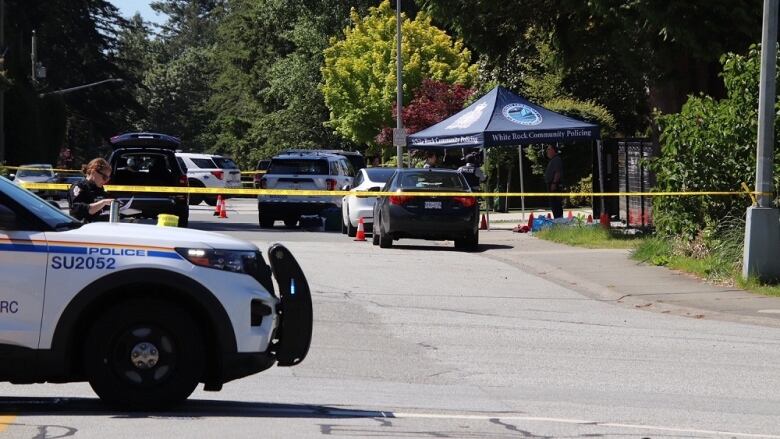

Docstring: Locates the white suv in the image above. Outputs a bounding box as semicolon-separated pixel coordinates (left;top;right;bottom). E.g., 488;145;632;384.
176;153;242;206
257;152;353;228
0;176;312;409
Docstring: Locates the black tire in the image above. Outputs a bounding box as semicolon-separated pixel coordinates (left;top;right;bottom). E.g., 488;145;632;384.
455;231;479;252
83;299;204;409
188;180;204;205
175;206;189;228
372;229;379;245
378;222;392;248
284;217;299;228
341;218;347;234
258;209;275;228
346;219;357;238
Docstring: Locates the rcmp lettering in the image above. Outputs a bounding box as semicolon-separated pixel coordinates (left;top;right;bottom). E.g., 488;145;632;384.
0;301;19;313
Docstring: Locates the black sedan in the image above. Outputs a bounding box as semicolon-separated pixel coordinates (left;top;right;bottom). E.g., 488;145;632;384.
372;168;479;251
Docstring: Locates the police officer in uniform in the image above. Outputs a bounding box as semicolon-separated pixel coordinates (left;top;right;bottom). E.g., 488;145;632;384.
68;158;114;223
457;152;486;191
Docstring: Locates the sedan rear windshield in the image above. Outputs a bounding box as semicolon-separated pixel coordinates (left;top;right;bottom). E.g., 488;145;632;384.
395;172;467;190
16;168;54;178
268;159;329;175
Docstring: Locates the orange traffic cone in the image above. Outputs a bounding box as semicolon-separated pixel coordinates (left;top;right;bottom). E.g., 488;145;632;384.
480;214;488;230
354;217;366;241
213;195;223;216
586;214;593;224
567;210;574;220
599;212;609;228
527;212;535;229
219;197;228;218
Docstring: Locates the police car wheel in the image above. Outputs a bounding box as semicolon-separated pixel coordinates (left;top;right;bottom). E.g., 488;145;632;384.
83;299;204;409
372;230;379;245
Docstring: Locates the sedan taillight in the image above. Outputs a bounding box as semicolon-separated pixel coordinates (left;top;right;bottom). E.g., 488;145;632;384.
179;175;189;186
211;170;224;180
326;178;337;190
453;196;476;207
389;195;412;205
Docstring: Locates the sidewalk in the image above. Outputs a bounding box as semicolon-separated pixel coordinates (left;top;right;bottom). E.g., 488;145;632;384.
478;229;780;329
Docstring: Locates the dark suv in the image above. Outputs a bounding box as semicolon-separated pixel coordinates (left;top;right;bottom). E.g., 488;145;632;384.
107;132;190;227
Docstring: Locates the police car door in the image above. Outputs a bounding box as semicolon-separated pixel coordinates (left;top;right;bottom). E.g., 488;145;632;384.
0;196;47;349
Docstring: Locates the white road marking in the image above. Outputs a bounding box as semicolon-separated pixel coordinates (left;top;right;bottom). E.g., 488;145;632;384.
757;309;780;314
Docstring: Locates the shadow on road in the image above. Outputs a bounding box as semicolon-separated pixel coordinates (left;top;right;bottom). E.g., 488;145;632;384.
389;243;514;253
0;397;393;419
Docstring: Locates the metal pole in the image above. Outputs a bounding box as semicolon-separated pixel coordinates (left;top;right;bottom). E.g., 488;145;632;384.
0;0;5;163
395;0;403;169
743;0;780;280
755;0;778;208
596;140;606;217
518;145;525;220
31;30;37;84
484;147;489;230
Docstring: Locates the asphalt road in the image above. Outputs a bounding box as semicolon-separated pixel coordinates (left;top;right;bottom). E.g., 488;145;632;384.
2;200;780;438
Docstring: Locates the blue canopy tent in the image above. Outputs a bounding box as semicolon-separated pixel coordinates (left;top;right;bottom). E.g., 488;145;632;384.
407;86;604;219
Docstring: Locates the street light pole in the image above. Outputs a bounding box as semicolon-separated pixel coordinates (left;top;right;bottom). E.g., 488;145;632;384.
743;0;780;280
395;0;404;169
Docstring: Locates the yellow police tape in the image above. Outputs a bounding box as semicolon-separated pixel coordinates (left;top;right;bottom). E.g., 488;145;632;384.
19;182;771;198
5;166;82;173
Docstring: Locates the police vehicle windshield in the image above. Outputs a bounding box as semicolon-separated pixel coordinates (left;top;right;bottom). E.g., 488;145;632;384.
0;176;78;229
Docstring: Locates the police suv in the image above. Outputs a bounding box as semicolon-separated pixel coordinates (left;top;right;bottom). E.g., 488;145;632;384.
0;176;312;408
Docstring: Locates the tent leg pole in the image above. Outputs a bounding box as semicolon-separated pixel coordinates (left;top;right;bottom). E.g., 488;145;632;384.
596;140;606;218
518;145;525;221
484;148;489;231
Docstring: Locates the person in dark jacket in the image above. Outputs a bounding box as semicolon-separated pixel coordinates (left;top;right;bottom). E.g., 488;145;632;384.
68;158;114;223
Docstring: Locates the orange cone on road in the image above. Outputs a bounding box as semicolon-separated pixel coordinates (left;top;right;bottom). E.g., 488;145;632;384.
586;214;593;224
219;197;228;219
480;214;488;230
567;210;574;220
213;195;223;216
354;217;366;241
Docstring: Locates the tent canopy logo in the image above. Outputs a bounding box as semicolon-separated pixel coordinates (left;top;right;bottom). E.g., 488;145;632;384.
502;104;543;126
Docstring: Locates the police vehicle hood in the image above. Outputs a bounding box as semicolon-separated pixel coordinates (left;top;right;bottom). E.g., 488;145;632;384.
57;222;257;251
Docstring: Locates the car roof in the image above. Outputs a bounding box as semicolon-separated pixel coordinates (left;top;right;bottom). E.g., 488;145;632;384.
272;152;346;161
110;132;181;149
282;149;363;157
18;163;53;168
175;152;225;159
393;168;460;173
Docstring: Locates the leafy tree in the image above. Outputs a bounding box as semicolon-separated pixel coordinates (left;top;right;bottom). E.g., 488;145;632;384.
651;45;779;239
420;0;761;134
2;0;137;165
206;0;378;167
375;79;475;149
321;0;477;146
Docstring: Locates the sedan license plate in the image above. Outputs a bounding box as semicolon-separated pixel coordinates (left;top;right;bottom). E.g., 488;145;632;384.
424;201;442;209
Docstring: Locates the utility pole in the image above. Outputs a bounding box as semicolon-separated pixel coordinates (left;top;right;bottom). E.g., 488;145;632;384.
0;0;5;164
743;0;780;280
393;0;405;169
